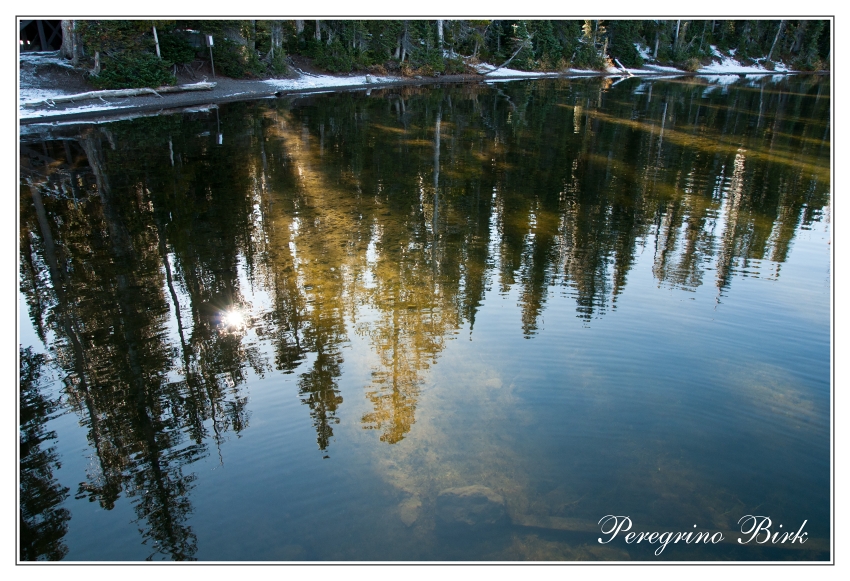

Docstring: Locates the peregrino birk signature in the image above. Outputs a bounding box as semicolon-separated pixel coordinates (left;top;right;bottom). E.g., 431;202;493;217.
597;514;808;555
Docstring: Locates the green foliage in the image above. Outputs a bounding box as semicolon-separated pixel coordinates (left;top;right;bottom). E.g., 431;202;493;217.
367;20;401;59
413;47;448;73
78;20;155;55
159;33;196;65
683;57;701;72
607;20;644;68
443;56;466;75
78;20;177;88
180;20;239;36
90;52;175;89
817;22;831;64
71;19;832;82
573;42;606;70
212;38;265;78
312;39;356;73
304;21;387;73
484;21;508;61
797;20;827;70
270;51;288;76
254;25;272;55
715;20;737;52
527;20;560;69
507;21;535;71
551;21;583;64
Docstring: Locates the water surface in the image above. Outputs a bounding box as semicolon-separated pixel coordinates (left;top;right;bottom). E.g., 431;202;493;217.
19;74;831;561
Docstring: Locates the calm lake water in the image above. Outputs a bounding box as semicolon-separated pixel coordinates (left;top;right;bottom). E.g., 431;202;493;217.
19;74;831;561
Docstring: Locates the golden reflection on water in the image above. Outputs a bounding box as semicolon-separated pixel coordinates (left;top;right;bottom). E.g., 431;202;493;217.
585;109;829;178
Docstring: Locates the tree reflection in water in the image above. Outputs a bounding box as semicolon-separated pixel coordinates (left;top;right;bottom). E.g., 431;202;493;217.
20;348;70;561
19;74;830;559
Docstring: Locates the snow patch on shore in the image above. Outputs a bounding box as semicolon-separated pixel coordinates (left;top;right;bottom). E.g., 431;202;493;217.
263;74;401;92
643;64;684;73
615;67;683;77
473;63;555;77
699;45;792;74
699;59;767;74
19;51;73;110
20;88;69;105
20;50;75;68
20;51;79;117
634;43;652;61
21;102;134;119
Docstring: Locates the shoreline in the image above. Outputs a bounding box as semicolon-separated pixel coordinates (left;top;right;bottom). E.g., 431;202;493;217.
19;65;825;127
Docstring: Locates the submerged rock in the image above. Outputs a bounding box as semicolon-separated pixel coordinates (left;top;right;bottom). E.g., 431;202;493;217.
436;485;507;527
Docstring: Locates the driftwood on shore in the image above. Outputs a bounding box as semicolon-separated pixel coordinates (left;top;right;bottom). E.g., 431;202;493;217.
23;81;217;108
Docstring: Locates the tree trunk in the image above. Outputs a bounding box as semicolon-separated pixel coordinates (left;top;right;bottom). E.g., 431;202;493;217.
768;20;785;61
60;20;79;64
248;20;256;54
152;25;161;59
673;20;681;52
790;21;806;54
315;20;321;42
269;21;283;60
482;38;532;74
437;20;444;49
295;20;304;35
399;22;409;62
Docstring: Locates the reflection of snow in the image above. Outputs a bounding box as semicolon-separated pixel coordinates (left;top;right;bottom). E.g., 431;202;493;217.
699;72;789;96
700;75;743;86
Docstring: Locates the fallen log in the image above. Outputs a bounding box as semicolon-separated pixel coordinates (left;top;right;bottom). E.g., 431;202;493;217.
481;39;532;75
23;81;217;108
614;58;633;76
